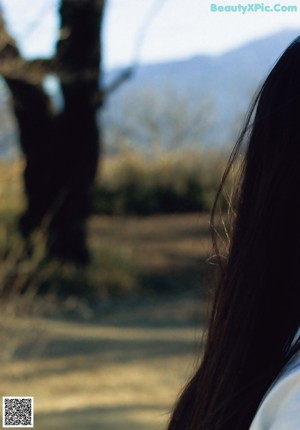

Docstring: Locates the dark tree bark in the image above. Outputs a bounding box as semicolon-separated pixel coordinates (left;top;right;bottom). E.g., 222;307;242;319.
1;0;105;264
45;0;104;263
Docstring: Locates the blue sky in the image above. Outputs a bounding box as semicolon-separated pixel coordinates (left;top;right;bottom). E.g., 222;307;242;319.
0;0;299;70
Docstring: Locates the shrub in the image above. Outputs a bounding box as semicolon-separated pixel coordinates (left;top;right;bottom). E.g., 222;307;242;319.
94;149;229;215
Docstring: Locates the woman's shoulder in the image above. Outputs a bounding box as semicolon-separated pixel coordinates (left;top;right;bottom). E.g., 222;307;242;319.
249;351;300;430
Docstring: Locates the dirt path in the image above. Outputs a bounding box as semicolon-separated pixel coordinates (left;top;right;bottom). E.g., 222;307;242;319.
0;299;204;430
0;214;212;429
89;213;213;292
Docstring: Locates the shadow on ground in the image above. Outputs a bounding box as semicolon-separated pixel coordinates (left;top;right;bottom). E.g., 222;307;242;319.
37;404;169;430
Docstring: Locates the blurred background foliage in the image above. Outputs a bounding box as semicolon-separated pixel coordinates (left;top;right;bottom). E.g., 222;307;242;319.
0;145;228;302
94;148;228;215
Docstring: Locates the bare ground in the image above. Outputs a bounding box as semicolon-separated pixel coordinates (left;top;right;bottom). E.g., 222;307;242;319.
0;214;214;430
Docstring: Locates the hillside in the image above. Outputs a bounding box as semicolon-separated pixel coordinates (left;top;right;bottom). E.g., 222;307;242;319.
103;29;300;150
0;29;299;157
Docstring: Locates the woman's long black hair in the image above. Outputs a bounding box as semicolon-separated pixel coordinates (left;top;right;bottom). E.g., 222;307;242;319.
168;36;300;430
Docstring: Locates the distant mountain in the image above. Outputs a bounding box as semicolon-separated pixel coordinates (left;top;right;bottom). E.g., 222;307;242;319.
0;29;299;157
102;29;300;150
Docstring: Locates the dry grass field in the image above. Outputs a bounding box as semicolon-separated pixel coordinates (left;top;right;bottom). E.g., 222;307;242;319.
0;213;214;430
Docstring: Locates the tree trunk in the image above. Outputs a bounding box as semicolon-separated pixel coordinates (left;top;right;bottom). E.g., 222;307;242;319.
2;0;105;264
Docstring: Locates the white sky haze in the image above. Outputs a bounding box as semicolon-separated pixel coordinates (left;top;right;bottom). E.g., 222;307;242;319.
0;0;299;69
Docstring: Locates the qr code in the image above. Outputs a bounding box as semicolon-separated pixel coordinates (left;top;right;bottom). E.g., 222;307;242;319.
2;397;34;428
